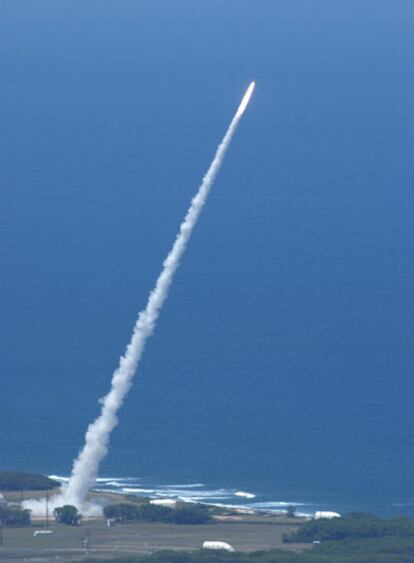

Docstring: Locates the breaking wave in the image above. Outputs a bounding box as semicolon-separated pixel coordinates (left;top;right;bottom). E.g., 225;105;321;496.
235;491;256;499
47;475;313;515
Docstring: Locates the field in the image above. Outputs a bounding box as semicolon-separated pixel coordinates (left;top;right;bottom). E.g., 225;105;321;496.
0;515;309;562
0;491;308;562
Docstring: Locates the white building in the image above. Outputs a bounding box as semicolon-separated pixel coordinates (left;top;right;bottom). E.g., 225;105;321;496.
149;499;177;507
203;541;235;552
314;511;341;520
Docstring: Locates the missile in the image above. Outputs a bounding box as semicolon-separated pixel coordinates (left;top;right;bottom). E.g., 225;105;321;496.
236;81;256;117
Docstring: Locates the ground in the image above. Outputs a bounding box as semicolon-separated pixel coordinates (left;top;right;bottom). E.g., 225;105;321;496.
0;491;309;562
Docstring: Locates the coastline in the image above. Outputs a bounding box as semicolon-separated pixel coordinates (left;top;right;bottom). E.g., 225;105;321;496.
47;475;314;519
2;480;311;560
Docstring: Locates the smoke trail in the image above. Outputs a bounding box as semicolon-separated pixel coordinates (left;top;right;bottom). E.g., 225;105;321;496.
24;82;255;515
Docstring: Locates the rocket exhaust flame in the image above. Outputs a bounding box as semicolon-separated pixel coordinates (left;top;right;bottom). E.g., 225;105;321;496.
24;81;255;515
236;81;255;117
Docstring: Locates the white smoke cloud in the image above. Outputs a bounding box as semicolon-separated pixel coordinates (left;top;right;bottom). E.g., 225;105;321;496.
24;82;255;516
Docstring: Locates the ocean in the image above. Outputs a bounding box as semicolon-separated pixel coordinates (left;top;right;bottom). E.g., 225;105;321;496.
2;0;414;517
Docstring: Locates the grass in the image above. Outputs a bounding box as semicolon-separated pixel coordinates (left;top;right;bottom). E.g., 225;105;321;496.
0;513;307;562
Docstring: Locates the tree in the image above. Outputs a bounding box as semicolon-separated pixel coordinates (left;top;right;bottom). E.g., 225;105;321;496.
286;505;296;518
283;512;414;544
0;505;31;527
0;472;58;491
103;502;173;523
54;505;81;525
139;503;173;522
104;502;141;522
167;504;211;525
102;502;211;524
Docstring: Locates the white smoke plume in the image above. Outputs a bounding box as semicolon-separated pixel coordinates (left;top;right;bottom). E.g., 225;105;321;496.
24;82;255;516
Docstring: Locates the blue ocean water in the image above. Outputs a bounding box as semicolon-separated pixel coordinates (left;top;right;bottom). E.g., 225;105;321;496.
2;1;414;517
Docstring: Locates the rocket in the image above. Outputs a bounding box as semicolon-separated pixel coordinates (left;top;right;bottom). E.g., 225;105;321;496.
236;81;256;118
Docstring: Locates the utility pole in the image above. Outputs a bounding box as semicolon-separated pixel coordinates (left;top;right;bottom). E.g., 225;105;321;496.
45;490;49;530
83;528;90;558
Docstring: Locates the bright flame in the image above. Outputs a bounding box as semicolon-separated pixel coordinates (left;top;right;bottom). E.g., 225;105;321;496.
236;81;255;117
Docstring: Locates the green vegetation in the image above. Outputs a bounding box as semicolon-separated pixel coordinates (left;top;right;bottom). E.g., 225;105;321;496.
0;505;31;527
54;504;81;525
0;471;58;491
285;505;296;518
103;502;211;524
78;513;414;563
78;550;299;563
77;540;414;563
103;503;171;523
284;512;414;543
170;504;212;524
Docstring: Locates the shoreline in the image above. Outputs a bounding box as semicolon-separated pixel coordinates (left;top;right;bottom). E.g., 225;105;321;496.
48;474;316;518
2;485;311;560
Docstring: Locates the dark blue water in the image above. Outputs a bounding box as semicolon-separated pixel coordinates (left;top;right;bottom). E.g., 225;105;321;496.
2;0;414;517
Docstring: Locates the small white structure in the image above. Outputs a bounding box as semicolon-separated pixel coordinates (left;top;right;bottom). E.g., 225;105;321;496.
33;530;53;536
314;511;341;520
150;499;177;507
106;518;116;527
235;508;256;515
203;541;235;552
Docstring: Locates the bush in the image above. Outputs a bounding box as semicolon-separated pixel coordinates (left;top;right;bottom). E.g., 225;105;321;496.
104;502;140;521
139;504;174;522
284;512;414;544
71;548;299;562
0;505;31;527
286;505;296;518
103;502;211;524
54;505;81;525
0;472;58;491
103;502;173;523
167;504;211;524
